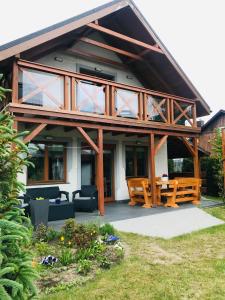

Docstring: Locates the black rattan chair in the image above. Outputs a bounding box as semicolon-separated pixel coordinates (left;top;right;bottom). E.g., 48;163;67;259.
72;185;98;212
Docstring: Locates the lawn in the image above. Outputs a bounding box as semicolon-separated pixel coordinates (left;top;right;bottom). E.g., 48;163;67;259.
40;206;225;300
203;195;224;202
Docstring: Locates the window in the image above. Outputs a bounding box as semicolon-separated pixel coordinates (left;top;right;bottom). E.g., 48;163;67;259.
79;66;115;81
27;143;66;184
125;146;148;177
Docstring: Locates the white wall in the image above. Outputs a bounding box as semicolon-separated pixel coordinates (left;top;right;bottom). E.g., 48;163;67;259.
36;32;143;88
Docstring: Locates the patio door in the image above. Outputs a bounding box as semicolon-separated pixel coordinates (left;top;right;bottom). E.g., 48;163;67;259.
81;144;115;202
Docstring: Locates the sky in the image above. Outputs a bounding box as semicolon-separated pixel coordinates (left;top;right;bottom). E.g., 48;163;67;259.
0;0;224;121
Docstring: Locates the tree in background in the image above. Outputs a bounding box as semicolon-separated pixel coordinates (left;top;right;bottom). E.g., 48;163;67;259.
210;128;224;199
0;74;38;299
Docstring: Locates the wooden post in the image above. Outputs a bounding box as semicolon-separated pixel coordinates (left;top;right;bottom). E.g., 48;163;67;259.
12;60;19;103
64;76;70;110
193;137;200;178
13;120;18;132
149;133;157;205
97;128;104;215
222;128;225;192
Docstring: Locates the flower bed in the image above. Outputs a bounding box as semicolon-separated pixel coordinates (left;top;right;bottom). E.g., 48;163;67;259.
31;220;124;295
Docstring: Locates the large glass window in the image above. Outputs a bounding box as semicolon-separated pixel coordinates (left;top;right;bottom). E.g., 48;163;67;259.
125;146;148;177
27;143;66;184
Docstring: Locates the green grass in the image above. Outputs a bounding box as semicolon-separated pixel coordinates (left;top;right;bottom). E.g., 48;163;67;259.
203;195;224;202
41;207;225;300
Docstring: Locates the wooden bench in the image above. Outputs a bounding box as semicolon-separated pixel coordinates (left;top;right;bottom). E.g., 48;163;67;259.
156;178;201;208
127;178;152;208
173;177;201;207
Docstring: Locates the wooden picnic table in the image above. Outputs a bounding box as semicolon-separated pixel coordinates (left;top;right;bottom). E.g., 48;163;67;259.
156;180;177;207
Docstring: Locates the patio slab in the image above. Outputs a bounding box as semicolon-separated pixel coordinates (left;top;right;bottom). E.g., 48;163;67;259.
49;201;224;237
110;207;224;239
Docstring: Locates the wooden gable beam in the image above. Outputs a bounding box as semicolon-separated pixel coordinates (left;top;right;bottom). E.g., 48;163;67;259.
76;127;99;154
66;48;127;70
79;37;143;61
87;23;164;54
180;137;195;156
23;123;47;143
154;135;168;156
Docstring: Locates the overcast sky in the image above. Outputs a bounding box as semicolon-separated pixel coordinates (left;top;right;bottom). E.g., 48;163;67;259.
0;0;224;121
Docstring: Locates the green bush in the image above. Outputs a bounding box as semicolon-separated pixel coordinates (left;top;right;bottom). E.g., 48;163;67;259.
76;259;92;275
97;256;111;269
62;219;77;241
72;224;98;249
99;223;115;236
33;223;48;242
75;241;106;261
36;242;51;256
46;227;60;242
0;75;38;299
59;248;75;266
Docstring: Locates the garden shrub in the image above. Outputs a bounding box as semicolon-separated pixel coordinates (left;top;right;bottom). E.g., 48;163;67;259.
46;227;60;242
72;223;98;248
0;75;38;299
62;218;77;241
33;224;60;243
97;256;111;269
99;223;115;236
33;223;48;242
59;248;75;266
76;259;92;275
75;241;106;261
36;242;51;256
61;221;99;248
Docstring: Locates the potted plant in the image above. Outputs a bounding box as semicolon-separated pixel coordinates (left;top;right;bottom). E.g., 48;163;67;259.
30;197;49;228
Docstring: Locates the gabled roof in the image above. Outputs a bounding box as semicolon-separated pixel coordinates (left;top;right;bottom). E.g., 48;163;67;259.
0;0;127;58
202;110;225;131
0;0;211;117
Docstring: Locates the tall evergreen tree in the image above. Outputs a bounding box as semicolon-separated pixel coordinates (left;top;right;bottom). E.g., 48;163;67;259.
0;74;38;299
210;128;224;199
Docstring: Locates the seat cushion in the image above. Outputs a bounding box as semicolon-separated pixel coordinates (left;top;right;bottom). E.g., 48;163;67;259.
75;196;92;200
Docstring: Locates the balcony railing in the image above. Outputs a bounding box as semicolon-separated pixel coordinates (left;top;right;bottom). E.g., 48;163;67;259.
14;60;197;128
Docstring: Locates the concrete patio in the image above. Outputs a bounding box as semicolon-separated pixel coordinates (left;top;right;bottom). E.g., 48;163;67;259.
49;199;224;238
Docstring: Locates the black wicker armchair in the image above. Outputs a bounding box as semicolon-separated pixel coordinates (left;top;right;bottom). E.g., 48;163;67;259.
72;185;98;212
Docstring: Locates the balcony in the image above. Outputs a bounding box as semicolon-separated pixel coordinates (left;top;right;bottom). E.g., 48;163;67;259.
12;60;198;131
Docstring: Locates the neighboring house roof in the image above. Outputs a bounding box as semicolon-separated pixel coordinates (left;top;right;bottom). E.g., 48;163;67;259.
0;0;211;117
201;110;225;131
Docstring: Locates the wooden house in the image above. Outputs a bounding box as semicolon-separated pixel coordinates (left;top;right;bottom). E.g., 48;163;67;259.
0;0;211;215
199;110;225;153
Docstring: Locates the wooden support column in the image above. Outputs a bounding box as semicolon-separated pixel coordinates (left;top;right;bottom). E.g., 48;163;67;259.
97;128;104;215
12;60;19;103
193;137;200;178
149;133;157;205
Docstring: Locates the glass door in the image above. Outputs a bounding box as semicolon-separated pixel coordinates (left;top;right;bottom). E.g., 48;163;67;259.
81;145;115;202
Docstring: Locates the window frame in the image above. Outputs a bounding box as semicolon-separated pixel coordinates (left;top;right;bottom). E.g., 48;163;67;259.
125;145;148;178
27;141;67;185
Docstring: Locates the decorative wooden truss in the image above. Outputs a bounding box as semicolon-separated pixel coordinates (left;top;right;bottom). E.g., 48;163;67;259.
12;59;198;131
